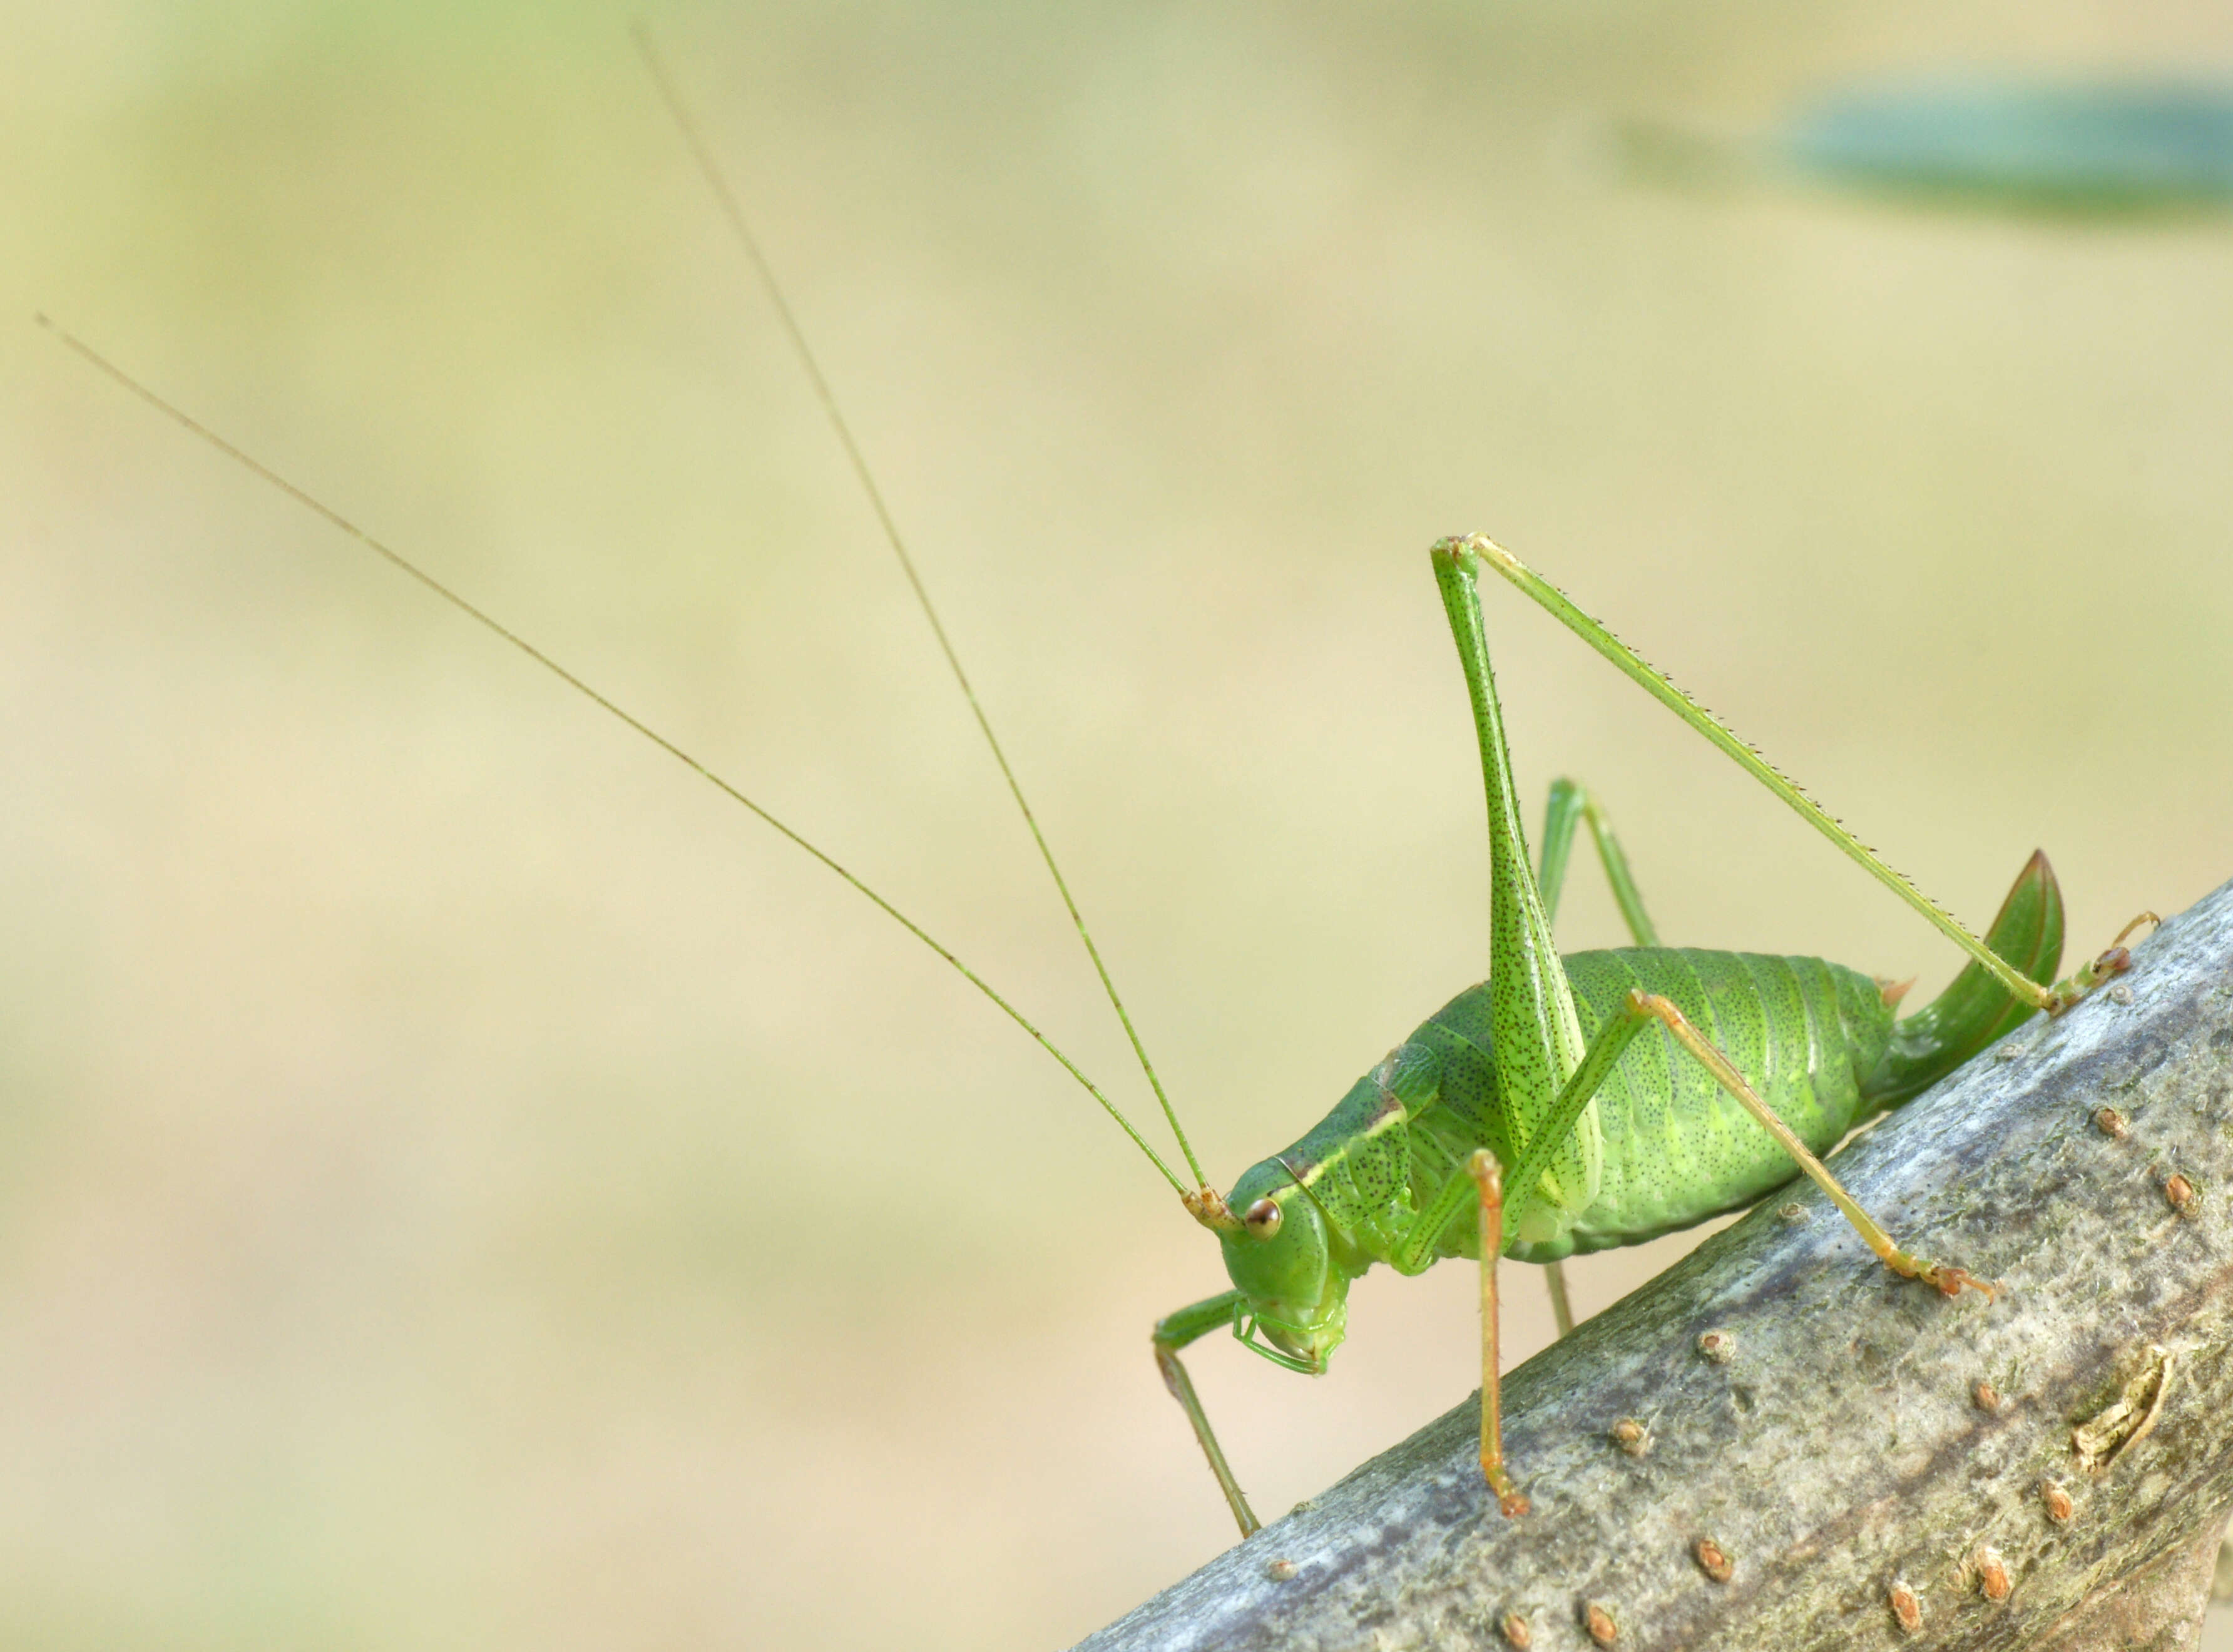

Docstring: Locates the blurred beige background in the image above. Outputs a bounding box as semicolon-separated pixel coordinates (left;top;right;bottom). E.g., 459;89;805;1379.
4;1;2231;1646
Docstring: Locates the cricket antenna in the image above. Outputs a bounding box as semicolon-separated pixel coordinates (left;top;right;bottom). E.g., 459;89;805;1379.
36;311;1191;1201
632;23;1213;1194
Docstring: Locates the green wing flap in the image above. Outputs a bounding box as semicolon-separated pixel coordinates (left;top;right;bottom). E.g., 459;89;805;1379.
1864;850;2065;1109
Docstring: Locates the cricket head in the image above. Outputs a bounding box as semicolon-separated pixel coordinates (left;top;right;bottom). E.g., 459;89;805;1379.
1210;1157;1352;1374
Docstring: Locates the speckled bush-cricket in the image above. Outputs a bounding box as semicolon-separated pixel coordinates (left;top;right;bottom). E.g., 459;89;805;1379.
48;29;2144;1544
1154;533;2147;1534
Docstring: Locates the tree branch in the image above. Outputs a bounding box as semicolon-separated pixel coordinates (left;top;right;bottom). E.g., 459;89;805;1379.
1080;879;2233;1651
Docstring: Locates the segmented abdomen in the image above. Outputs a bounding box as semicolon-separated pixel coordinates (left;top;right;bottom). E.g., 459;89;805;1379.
1409;949;1896;1262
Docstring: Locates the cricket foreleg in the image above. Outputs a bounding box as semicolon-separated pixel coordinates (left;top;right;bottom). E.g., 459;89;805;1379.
1634;992;1997;1300
1537;777;1662;947
1152;1291;1260;1537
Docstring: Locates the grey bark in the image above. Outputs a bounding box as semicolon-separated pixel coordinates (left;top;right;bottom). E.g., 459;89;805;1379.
1079;879;2233;1651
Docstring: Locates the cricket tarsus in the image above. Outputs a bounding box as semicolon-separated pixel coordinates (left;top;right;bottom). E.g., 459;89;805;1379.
630;24;1212;1198
2048;909;2158;1010
38;313;1192;1198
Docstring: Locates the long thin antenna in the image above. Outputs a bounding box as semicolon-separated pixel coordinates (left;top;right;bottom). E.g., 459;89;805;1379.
39;313;1190;1199
632;24;1210;1193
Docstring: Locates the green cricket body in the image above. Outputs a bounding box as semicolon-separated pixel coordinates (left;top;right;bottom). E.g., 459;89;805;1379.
1198;541;2068;1390
1220;949;1897;1370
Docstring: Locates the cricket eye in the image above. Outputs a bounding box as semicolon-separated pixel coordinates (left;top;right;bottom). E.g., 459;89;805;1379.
1243;1198;1282;1239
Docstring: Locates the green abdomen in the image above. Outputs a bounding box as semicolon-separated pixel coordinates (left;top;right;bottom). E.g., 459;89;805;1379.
1415;949;1896;1262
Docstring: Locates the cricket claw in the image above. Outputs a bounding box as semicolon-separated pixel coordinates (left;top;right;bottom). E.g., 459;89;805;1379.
1923;1263;1997;1302
1485;1467;1530;1518
1886;1248;1998;1302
